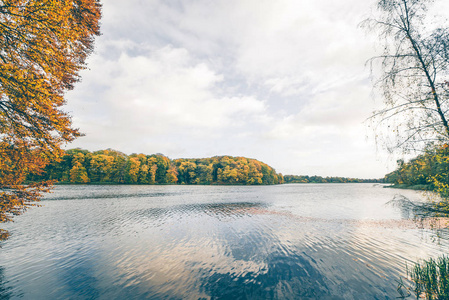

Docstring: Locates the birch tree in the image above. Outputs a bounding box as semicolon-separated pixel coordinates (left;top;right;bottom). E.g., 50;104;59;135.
365;0;449;153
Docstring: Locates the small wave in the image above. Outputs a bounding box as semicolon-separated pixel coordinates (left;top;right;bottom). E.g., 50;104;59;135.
43;192;181;201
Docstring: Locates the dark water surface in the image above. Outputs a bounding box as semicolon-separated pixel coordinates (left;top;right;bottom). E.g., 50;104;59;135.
1;184;448;299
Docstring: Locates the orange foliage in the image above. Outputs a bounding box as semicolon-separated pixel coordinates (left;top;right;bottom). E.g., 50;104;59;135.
0;1;101;238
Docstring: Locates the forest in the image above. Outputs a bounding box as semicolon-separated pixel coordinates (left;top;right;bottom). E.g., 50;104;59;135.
385;145;449;196
28;149;284;185
283;175;383;184
27;148;384;186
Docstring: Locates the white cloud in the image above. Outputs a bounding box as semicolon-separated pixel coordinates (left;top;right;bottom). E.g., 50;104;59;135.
64;0;400;178
67;44;270;154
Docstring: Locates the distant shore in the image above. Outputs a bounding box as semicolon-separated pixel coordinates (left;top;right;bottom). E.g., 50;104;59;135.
47;181;383;186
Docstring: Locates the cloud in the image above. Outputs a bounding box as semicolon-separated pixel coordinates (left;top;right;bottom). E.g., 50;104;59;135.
266;80;374;138
67;44;269;154
64;0;396;178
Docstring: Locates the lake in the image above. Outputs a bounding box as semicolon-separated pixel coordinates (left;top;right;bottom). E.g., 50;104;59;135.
1;184;448;299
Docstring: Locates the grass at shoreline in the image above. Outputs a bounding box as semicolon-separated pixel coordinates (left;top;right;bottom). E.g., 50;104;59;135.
398;255;449;299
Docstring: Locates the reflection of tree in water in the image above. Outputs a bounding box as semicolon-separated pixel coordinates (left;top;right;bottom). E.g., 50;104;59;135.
0;267;13;300
388;194;449;298
387;194;449;237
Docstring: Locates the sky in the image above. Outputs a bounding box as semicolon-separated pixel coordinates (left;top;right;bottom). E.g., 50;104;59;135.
65;0;403;179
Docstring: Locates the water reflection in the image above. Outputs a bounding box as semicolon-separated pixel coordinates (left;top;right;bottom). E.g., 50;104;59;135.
200;251;330;299
99;213;338;299
387;193;449;240
0;267;13;300
128;202;269;220
1;184;449;299
54;252;100;299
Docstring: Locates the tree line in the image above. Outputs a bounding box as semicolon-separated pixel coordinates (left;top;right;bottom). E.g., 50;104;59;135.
283;175;383;184
28;149;284;185
27;148;385;186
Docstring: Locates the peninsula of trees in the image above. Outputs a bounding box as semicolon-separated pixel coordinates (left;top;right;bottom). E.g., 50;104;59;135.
28;149;284;185
28;149;384;186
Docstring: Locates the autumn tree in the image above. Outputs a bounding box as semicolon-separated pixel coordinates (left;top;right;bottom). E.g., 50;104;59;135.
176;160;198;184
138;161;149;184
154;155;170;183
70;153;89;183
0;1;101;238
365;0;449;153
165;165;178;184
110;150;127;183
247;161;263;185
125;156;141;184
89;153;114;182
32;150;284;187
197;163;213;184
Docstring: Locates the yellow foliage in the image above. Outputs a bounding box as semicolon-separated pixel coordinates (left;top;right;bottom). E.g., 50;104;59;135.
0;1;101;237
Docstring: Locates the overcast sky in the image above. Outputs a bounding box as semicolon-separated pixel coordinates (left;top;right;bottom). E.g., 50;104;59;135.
65;0;407;178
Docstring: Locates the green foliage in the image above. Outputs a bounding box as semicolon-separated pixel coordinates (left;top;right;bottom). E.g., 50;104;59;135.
385;145;449;199
173;156;283;185
29;149;283;185
399;255;449;299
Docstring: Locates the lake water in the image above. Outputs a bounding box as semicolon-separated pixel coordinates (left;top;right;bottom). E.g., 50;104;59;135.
1;184;449;299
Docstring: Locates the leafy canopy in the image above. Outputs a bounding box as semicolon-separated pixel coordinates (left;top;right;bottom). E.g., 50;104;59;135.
0;0;101;239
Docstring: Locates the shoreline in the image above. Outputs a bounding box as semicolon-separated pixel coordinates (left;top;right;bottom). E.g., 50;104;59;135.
384;184;432;191
45;181;383;186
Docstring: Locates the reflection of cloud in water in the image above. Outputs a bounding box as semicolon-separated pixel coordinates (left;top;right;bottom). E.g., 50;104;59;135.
4;185;449;299
104;217;337;299
201;252;330;299
94;202;419;299
0;267;13;299
55;196;447;300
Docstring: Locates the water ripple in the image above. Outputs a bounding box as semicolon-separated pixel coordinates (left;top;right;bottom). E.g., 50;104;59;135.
1;184;449;299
